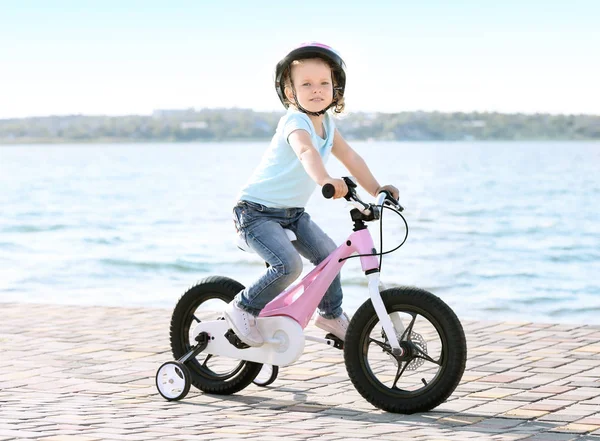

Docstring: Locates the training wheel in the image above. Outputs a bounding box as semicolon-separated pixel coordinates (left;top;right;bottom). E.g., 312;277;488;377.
156;361;191;401
252;365;279;387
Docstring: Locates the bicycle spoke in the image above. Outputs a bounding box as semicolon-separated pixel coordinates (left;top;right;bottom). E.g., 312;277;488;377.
369;337;391;353
392;360;410;389
192;314;200;323
400;312;417;341
413;348;440;366
202;353;214;367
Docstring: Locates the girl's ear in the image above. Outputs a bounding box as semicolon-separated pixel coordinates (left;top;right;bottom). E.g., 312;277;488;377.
284;85;295;104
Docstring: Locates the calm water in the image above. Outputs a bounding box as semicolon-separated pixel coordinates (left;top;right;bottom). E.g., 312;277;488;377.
1;141;599;324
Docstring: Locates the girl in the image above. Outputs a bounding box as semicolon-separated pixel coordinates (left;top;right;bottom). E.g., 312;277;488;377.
225;42;399;347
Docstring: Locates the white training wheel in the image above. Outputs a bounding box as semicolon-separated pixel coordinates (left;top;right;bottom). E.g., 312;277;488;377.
156;361;191;401
253;365;279;387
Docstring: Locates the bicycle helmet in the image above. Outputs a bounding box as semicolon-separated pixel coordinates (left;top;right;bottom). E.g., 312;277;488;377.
274;42;346;116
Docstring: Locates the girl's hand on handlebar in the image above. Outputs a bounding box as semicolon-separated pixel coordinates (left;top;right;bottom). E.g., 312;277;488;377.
376;184;400;201
323;178;348;199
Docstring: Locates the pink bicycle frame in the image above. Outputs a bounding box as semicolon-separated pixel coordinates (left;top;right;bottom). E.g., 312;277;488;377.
259;228;379;328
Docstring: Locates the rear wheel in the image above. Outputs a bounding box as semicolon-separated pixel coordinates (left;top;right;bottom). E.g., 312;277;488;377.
344;287;466;413
170;276;263;395
253;365;279;387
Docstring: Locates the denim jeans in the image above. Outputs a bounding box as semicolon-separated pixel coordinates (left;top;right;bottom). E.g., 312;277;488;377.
232;200;343;319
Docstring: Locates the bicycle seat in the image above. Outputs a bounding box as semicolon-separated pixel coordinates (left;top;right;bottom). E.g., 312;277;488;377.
236;229;297;254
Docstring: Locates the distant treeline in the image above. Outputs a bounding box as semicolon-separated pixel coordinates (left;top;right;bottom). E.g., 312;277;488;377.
1;108;599;144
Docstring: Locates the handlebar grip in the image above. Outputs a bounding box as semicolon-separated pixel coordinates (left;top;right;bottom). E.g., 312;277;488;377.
380;190;405;212
322;183;335;199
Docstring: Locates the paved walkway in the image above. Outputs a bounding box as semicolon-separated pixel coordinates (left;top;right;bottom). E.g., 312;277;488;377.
1;302;599;441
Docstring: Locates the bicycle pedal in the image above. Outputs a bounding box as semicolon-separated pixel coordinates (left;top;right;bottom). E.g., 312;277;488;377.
224;329;251;349
325;333;344;350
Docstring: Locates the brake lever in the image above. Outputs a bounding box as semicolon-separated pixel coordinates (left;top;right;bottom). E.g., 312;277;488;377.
380;190;404;212
347;191;370;211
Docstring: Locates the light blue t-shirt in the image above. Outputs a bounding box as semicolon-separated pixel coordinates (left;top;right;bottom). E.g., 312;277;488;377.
238;109;336;208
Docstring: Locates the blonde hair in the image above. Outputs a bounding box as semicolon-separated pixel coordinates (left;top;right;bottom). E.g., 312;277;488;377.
282;58;346;114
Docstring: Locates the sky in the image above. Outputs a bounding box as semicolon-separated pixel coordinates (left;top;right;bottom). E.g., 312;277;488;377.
1;0;599;118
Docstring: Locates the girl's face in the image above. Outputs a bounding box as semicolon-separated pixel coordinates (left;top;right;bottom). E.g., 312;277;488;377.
286;58;334;113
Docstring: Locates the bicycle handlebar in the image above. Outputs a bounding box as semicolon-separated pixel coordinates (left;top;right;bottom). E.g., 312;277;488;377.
322;177;410;267
322;177;404;213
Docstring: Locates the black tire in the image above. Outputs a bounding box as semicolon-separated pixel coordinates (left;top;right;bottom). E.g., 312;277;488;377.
170;276;263;395
344;287;466;413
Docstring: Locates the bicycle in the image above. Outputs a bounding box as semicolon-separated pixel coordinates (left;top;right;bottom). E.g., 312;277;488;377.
155;177;467;413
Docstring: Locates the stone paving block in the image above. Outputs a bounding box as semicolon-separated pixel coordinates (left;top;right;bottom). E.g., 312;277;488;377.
509;391;556;402
504;408;550;418
438;415;487;426
555;388;600;400
468;388;523;399
38;437;103;441
481;373;536;384
519;400;572;412
435;400;482;413
552;423;600;434
522;433;579;440
532;385;576;394
576;416;600;426
468;400;524;416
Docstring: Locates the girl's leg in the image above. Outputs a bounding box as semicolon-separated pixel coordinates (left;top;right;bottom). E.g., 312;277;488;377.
235;219;304;315
292;212;344;319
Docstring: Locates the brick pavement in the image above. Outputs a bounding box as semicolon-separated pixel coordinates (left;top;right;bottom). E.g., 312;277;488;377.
0;302;599;441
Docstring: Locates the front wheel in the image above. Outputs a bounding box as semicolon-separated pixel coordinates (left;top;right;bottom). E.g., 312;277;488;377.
344;286;466;413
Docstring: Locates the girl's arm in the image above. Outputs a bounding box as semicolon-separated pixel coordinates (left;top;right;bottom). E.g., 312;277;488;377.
332;129;399;198
288;129;348;198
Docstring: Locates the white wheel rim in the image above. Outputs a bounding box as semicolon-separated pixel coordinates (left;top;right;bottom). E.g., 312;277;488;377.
254;365;273;384
157;363;187;399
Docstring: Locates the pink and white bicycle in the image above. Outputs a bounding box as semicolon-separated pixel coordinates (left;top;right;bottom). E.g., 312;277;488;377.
156;177;466;413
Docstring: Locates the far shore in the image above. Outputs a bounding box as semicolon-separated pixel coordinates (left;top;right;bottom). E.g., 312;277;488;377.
2;137;599;145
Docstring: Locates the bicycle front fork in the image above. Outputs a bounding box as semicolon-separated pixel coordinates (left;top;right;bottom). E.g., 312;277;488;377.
367;273;404;356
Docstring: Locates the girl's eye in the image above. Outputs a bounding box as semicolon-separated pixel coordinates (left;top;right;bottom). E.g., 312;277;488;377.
302;83;311;87
322;82;330;86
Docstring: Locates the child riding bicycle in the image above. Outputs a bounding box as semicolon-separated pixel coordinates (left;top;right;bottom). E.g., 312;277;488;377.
225;42;399;347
